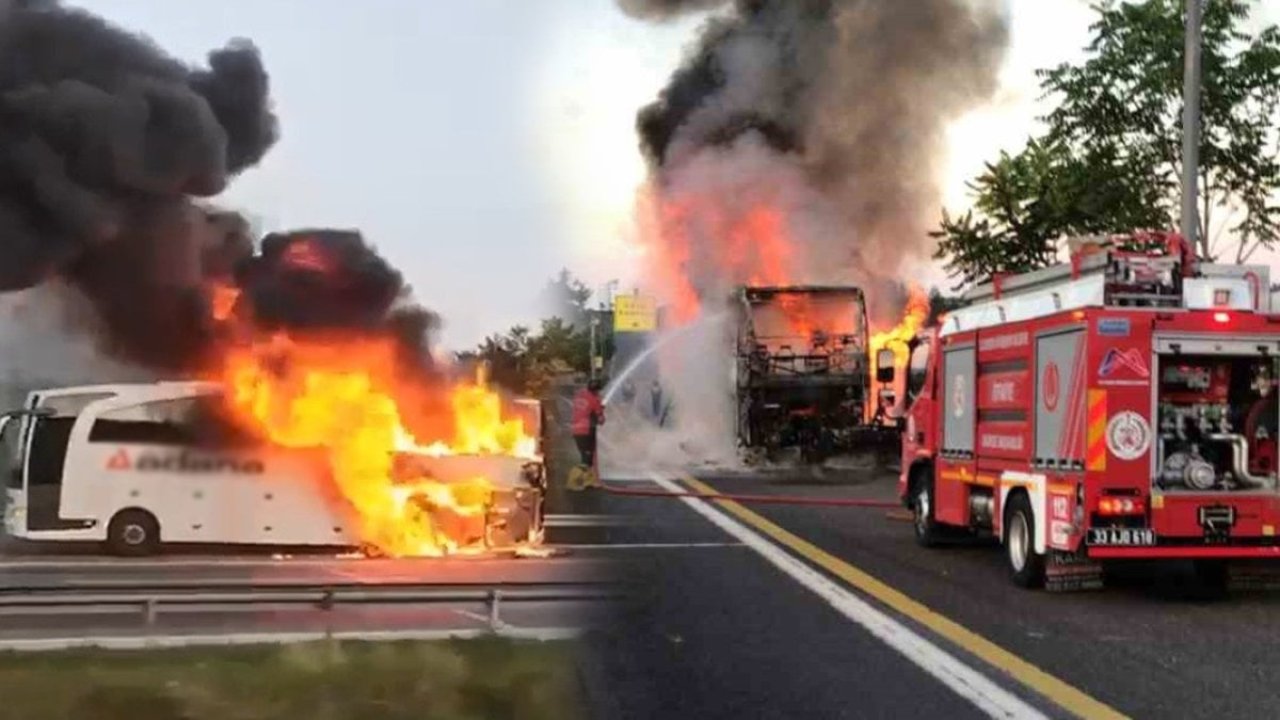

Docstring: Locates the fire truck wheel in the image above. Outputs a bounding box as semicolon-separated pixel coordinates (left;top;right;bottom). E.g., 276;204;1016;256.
1004;493;1045;588
107;509;161;557
910;469;942;547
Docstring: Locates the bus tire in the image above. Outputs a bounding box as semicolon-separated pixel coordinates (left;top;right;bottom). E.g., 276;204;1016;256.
910;467;943;548
107;510;160;557
1004;493;1045;588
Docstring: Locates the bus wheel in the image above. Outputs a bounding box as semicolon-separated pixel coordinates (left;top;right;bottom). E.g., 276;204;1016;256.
1004;493;1045;588
911;469;943;548
107;510;160;557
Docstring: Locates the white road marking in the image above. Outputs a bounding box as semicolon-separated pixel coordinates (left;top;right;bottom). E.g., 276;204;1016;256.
544;514;629;527
596;474;662;483
650;473;1049;720
0;626;580;652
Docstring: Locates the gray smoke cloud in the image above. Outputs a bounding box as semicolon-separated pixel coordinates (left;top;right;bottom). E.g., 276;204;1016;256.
0;0;277;370
630;0;1009;322
614;0;1009;467
617;0;730;21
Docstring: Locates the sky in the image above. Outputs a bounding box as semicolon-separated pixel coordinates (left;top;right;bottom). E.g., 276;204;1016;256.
64;0;1280;350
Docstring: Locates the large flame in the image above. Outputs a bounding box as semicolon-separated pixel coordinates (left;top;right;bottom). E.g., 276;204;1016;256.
637;183;797;325
217;333;538;557
868;286;929;417
869;286;928;368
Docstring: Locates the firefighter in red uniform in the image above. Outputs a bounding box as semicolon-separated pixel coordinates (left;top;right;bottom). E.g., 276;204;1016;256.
568;379;605;490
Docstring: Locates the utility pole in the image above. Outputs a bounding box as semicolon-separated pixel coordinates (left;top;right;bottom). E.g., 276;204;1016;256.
588;313;599;381
1181;0;1203;251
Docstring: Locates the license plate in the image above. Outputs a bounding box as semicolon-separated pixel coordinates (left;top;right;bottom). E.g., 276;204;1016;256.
1087;528;1156;546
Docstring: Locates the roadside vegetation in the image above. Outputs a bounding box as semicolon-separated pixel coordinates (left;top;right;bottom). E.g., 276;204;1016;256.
934;0;1280;286
0;638;584;720
457;270;614;397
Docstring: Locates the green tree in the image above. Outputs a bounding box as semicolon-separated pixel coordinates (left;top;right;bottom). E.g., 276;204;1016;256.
461;271;613;395
935;0;1280;285
539;269;593;328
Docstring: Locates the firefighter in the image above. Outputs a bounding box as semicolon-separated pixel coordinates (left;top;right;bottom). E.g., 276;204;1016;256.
567;378;605;491
650;378;663;419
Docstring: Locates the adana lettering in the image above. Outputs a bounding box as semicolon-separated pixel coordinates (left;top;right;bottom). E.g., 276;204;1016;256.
107;450;265;475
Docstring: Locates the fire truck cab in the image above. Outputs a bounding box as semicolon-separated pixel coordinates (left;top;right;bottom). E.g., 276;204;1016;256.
899;232;1280;589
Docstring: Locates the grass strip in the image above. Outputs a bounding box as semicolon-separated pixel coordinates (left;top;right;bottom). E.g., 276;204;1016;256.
0;637;584;720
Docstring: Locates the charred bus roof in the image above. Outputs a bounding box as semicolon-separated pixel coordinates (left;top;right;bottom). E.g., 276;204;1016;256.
738;285;866;303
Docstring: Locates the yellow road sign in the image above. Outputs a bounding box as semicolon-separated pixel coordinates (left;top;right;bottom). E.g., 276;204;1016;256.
613;294;656;332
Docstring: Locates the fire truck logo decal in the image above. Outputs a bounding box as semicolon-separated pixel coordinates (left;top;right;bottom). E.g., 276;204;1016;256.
952;374;966;418
1042;361;1061;412
1098;348;1149;380
1105;411;1151;461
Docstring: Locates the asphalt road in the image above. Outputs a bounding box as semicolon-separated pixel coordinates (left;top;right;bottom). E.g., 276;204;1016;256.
8;459;1278;718
572;468;1280;720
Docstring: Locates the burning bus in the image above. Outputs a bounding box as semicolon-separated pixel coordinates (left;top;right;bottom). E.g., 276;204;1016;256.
1;380;545;556
0;226;554;557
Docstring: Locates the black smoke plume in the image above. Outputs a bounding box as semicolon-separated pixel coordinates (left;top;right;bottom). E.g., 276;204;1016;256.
0;0;276;369
227;229;450;436
232;228;442;371
628;0;1009;321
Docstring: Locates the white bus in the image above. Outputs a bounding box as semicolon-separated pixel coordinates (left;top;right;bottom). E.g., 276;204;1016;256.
1;382;545;556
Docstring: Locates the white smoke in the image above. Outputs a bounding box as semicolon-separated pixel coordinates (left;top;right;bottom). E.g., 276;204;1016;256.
0;284;155;409
598;309;740;476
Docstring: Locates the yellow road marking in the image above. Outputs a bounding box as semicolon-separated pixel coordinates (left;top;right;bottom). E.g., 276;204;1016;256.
682;475;1128;720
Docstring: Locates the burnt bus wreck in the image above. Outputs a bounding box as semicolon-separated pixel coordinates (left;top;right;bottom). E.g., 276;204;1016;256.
733;285;897;464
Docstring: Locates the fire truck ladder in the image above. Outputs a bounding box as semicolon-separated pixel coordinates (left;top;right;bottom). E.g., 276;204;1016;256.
942;234;1268;336
965;238;1185;309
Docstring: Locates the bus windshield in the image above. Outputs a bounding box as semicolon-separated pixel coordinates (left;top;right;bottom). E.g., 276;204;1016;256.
1;415;22;490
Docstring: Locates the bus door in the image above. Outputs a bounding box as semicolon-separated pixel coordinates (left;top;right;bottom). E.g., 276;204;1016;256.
2;412;26;534
19;390;116;532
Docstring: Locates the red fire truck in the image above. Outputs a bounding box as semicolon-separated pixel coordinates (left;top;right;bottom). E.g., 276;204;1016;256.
899;232;1279;590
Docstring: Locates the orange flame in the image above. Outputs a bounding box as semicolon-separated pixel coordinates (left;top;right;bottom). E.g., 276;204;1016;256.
868;286;929;418
638;183;798;325
216;332;537;557
279;238;336;274
210;283;241;322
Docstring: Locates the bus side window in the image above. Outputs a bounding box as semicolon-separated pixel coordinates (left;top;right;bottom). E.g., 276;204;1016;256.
185;397;263;449
88;396;262;449
88;398;200;446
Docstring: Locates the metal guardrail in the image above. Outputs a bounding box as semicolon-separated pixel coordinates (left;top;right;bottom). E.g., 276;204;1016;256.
0;580;621;631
